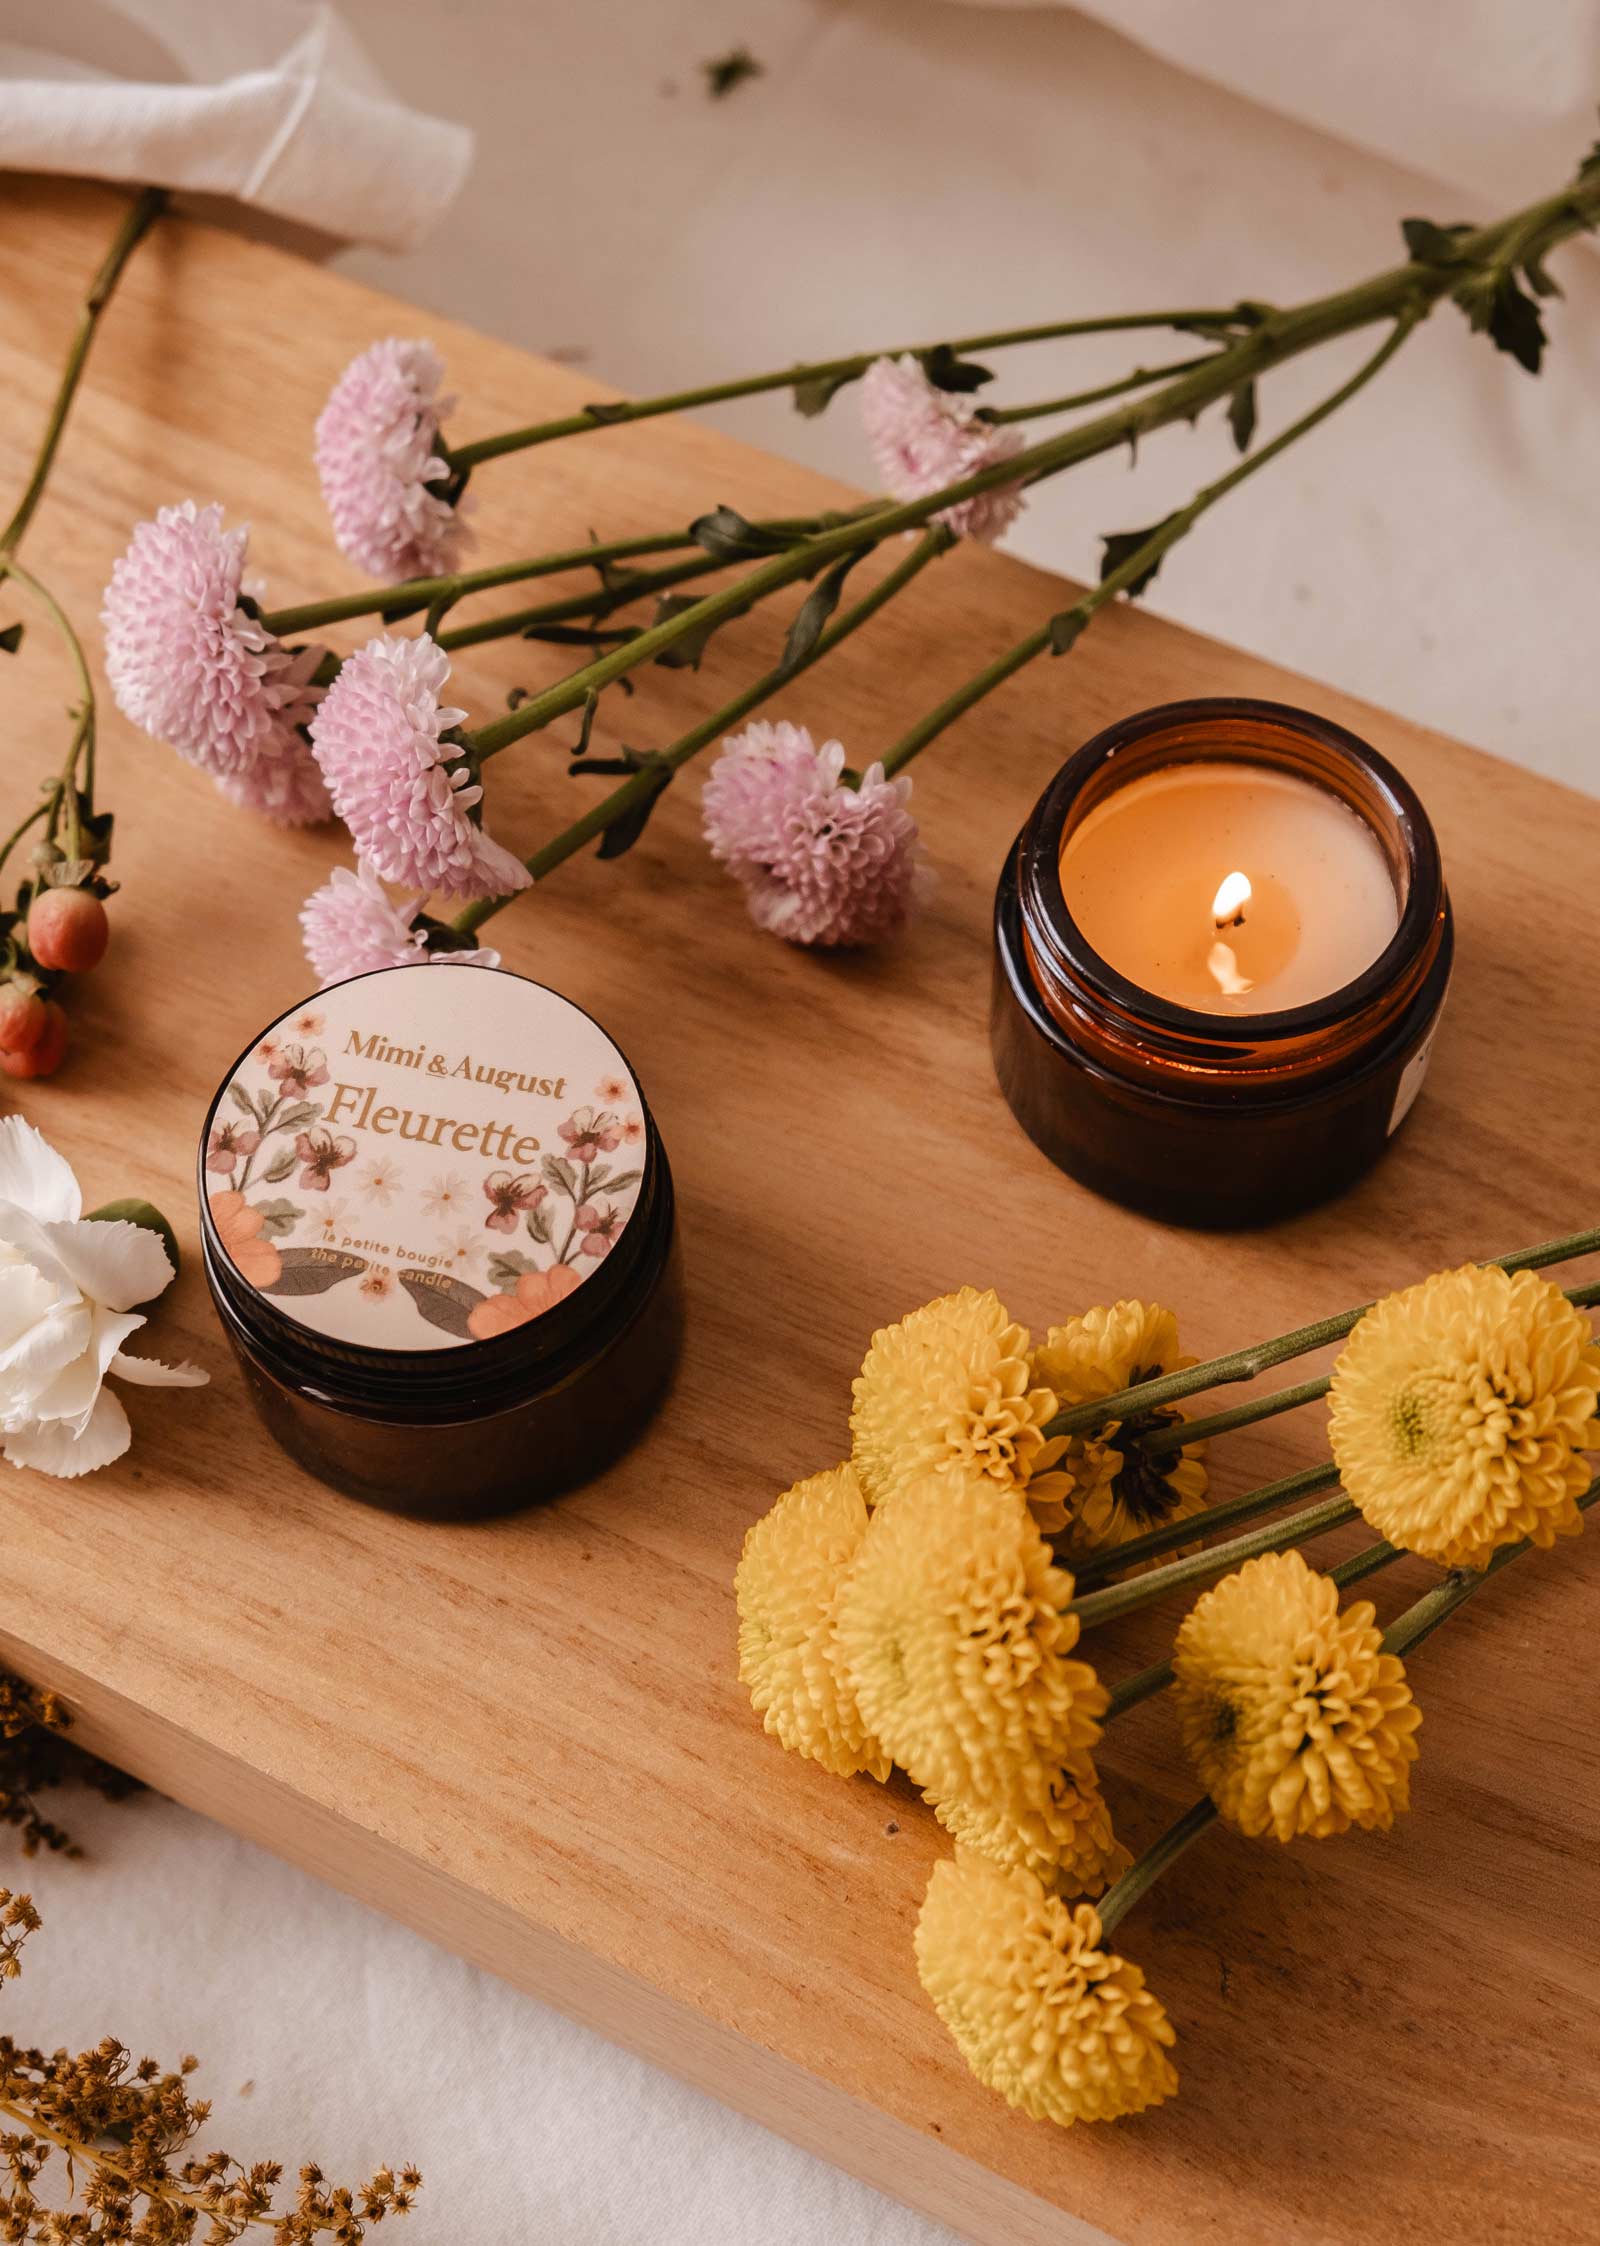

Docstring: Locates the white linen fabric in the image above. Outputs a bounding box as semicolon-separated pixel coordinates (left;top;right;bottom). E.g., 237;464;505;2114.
0;0;471;249
955;0;1600;215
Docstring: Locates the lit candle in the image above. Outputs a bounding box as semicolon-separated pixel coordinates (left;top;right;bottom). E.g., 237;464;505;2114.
1059;762;1400;1014
991;698;1454;1227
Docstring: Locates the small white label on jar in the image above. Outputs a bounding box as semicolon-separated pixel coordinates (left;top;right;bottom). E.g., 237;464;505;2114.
1387;1035;1435;1137
202;967;645;1350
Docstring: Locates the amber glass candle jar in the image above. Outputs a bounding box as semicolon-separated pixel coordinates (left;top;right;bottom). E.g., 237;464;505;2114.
992;698;1452;1228
199;964;681;1519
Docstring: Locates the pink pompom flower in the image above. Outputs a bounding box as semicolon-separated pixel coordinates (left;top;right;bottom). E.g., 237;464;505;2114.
299;860;503;988
215;738;332;828
308;634;529;902
101;501;324;780
858;356;1026;544
702;719;924;948
314;339;468;580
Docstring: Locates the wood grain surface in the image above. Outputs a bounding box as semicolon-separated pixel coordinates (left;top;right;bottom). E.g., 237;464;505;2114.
0;178;1595;2246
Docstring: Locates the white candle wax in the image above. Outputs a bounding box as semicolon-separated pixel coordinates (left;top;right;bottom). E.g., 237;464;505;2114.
1059;761;1400;1014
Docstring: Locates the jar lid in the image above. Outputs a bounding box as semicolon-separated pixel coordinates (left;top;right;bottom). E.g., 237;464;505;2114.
200;965;651;1356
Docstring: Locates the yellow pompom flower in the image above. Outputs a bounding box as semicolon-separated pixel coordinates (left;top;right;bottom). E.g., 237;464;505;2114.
736;1465;890;1780
1033;1301;1209;1565
1328;1263;1600;1569
833;1470;1105;1810
928;1761;1132;1897
849;1287;1070;1523
914;1854;1177;2125
1171;1550;1421;1842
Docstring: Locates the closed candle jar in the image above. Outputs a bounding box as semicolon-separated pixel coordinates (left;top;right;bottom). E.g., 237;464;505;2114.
198;965;681;1520
991;698;1452;1228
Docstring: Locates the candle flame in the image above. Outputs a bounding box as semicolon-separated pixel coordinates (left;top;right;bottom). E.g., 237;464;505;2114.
1207;940;1254;997
1212;869;1252;924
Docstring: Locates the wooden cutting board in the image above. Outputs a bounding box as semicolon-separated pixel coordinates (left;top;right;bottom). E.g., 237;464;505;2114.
1;177;1595;2246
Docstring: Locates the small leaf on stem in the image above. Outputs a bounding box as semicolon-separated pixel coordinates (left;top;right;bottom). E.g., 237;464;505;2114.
689;505;790;561
916;343;995;395
652;591;726;670
1227;380;1257;453
1099;521;1175;600
778;551;863;676
1048;608;1088;656
1401;216;1472;265
0;624;22;655
792;369;855;417
596;763;674;859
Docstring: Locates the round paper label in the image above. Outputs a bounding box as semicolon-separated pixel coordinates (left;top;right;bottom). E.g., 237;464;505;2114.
202;967;646;1350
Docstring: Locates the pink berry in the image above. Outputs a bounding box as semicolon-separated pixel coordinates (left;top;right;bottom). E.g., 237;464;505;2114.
0;995;68;1077
28;888;109;973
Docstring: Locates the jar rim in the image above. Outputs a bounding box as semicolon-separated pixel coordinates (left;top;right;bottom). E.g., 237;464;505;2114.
1020;696;1442;1044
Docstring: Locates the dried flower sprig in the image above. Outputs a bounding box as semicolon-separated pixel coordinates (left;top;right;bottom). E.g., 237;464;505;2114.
0;1671;139;1859
0;1894;421;2240
735;1223;1599;2122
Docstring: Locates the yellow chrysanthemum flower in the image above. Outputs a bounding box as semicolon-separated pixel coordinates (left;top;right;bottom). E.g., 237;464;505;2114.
849;1287;1070;1523
833;1471;1105;1810
1171;1550;1421;1842
736;1465;891;1780
914;1854;1177;2125
927;1760;1132;1897
1328;1263;1600;1569
1033;1301;1209;1565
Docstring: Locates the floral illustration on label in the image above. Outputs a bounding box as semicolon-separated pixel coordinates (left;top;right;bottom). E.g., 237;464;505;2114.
205;987;645;1349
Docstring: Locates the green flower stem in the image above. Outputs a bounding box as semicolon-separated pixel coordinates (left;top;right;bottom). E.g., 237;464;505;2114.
0;561;99;866
842;309;1419;787
1097;1797;1218;1938
257;531;708;637
1068;1491;1358;1631
451;529;954;930
458;159;1600;764
440;312;1255;472
982;353;1219;425
1103;1532;1403;1718
1133;1271;1600;1460
1046;1222;1600;1442
1097;1484;1600;1939
1067;1462;1340;1588
0;186;167;561
1380;1476;1600;1659
436;551;727;651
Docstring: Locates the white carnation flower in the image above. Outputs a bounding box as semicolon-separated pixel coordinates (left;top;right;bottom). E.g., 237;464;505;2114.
0;1119;206;1477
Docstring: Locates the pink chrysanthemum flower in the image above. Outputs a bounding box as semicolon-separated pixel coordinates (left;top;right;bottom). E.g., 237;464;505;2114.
300;861;501;988
702;719;923;948
216;738;332;827
314;339;468;580
859;356;1026;543
308;634;530;903
101;502;323;777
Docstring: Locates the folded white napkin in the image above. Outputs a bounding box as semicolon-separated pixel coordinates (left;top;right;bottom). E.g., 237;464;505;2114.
0;0;472;250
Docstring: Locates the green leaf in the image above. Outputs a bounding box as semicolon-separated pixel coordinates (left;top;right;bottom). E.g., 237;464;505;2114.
580;400;631;425
1459;270;1547;373
599;1168;642;1196
652;592;724;670
262;1146;297;1184
526;1202;553;1246
1098;519;1176;600
916;343;995;395
778;551;863;677
596;766;672;859
792;369;855;418
1227;379;1257;454
1522;250;1564;300
227;1082;258;1121
689;506;789;562
271;1100;322;1134
397;1269;485;1337
1401;216;1472;265
85;1199;179;1286
488;1248;539;1290
1047;608;1089;657
251;1196;303;1240
542;1153;579;1197
262;1247;367;1297
0;624;22;655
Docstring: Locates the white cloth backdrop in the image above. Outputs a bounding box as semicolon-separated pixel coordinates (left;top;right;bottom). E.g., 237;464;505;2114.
4;5;1600;2244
